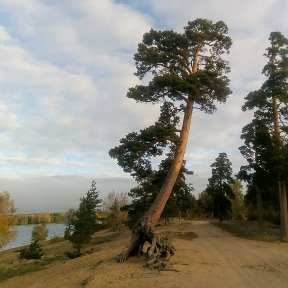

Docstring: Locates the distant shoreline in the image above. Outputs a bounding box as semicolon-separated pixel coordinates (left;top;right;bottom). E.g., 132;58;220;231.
1;223;66;252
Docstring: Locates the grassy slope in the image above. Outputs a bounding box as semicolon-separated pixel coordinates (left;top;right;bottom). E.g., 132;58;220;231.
0;230;119;282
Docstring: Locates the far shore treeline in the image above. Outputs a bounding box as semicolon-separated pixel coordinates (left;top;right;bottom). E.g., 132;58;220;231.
14;212;68;225
14;211;108;226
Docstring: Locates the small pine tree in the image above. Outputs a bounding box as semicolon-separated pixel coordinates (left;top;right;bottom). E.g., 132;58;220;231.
64;209;76;240
67;180;102;257
19;240;43;260
19;224;46;260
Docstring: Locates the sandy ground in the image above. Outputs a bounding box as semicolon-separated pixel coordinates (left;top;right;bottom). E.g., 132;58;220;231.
2;220;288;288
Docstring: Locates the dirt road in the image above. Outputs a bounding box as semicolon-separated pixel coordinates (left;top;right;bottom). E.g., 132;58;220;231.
170;221;288;288
2;221;288;288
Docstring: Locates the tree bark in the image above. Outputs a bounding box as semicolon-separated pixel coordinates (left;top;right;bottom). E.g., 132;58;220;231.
272;96;288;242
142;101;193;227
279;181;288;241
256;186;264;234
272;96;281;136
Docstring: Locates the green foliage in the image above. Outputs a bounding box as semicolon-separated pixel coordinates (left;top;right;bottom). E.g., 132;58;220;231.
242;31;288;180
131;19;232;109
229;180;246;221
64;208;76;240
109;102;180;180
238;119;278;221
123;156;194;227
19;241;43;260
0;191;16;249
206;153;233;221
31;224;48;243
197;191;213;218
66;180;102;257
110;18;232;179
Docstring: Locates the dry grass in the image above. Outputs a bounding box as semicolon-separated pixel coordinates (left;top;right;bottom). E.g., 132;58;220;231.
0;240;69;282
0;230;119;282
213;220;280;241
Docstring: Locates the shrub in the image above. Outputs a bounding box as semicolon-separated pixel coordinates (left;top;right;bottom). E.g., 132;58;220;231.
31;224;48;242
19;241;43;260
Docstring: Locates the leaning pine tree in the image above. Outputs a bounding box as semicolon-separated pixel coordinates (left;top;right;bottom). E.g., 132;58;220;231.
110;18;232;262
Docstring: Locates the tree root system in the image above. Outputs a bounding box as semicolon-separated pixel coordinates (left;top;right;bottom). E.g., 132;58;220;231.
116;220;175;270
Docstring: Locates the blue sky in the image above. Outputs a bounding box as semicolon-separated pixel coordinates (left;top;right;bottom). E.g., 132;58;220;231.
0;0;287;213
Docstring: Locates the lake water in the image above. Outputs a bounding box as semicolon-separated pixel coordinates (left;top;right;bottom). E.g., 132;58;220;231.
0;223;66;251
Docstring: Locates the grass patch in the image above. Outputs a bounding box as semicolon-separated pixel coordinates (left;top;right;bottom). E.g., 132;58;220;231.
213;220;280;241
0;243;70;282
93;235;115;245
0;259;50;282
0;254;68;282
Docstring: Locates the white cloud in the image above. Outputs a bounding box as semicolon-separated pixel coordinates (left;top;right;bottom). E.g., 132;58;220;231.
0;1;154;177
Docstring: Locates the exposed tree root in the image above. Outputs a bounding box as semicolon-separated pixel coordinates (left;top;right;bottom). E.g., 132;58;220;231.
116;220;175;269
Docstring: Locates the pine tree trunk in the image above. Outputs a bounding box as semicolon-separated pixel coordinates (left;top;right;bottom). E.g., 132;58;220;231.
279;181;288;241
117;101;194;262
142;101;194;227
272;96;288;242
76;243;81;257
256;186;264;234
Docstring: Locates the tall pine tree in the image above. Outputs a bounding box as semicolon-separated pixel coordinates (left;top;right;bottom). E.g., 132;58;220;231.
242;32;288;241
206;153;233;221
110;18;232;261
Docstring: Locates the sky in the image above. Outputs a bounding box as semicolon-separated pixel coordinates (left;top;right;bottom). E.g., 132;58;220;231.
0;0;287;213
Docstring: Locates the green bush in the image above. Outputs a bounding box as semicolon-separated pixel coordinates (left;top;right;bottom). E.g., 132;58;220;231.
19;241;43;260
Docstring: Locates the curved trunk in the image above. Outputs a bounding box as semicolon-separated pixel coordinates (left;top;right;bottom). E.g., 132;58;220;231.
143;101;194;228
117;46;200;263
116;101;193;262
